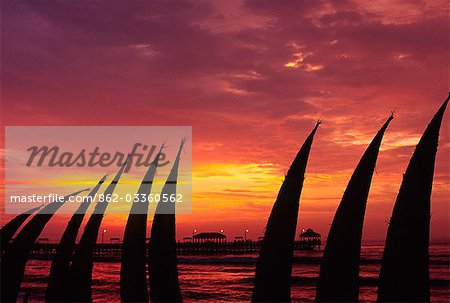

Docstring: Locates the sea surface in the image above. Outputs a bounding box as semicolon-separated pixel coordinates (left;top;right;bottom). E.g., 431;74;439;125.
20;243;449;302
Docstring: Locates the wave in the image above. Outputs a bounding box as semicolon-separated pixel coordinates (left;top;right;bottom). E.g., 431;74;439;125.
238;276;450;287
177;255;449;266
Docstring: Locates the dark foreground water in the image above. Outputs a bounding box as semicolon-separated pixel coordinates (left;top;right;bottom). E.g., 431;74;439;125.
20;243;449;302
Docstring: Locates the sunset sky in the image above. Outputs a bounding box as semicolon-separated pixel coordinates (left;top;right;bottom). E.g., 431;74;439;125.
1;0;449;243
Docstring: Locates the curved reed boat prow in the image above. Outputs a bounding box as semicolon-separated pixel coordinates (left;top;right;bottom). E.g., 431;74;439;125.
0;205;41;258
66;162;127;302
378;94;449;302
316;115;393;302
0;189;88;302
148;139;185;303
252;121;320;302
46;175;106;302
120;145;163;302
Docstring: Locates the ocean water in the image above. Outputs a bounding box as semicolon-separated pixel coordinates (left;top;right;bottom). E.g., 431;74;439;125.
19;243;449;302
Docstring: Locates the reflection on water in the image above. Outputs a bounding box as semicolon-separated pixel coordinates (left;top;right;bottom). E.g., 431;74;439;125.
19;243;449;302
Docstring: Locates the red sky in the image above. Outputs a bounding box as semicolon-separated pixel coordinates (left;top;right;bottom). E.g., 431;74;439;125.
1;0;449;242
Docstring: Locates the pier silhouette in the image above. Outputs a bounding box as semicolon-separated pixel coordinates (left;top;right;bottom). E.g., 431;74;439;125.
28;232;321;261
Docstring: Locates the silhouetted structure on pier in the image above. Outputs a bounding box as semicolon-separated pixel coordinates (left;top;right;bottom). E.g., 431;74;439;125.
299;228;321;251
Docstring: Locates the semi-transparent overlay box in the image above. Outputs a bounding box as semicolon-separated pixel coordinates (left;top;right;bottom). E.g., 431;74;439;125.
5;126;192;214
